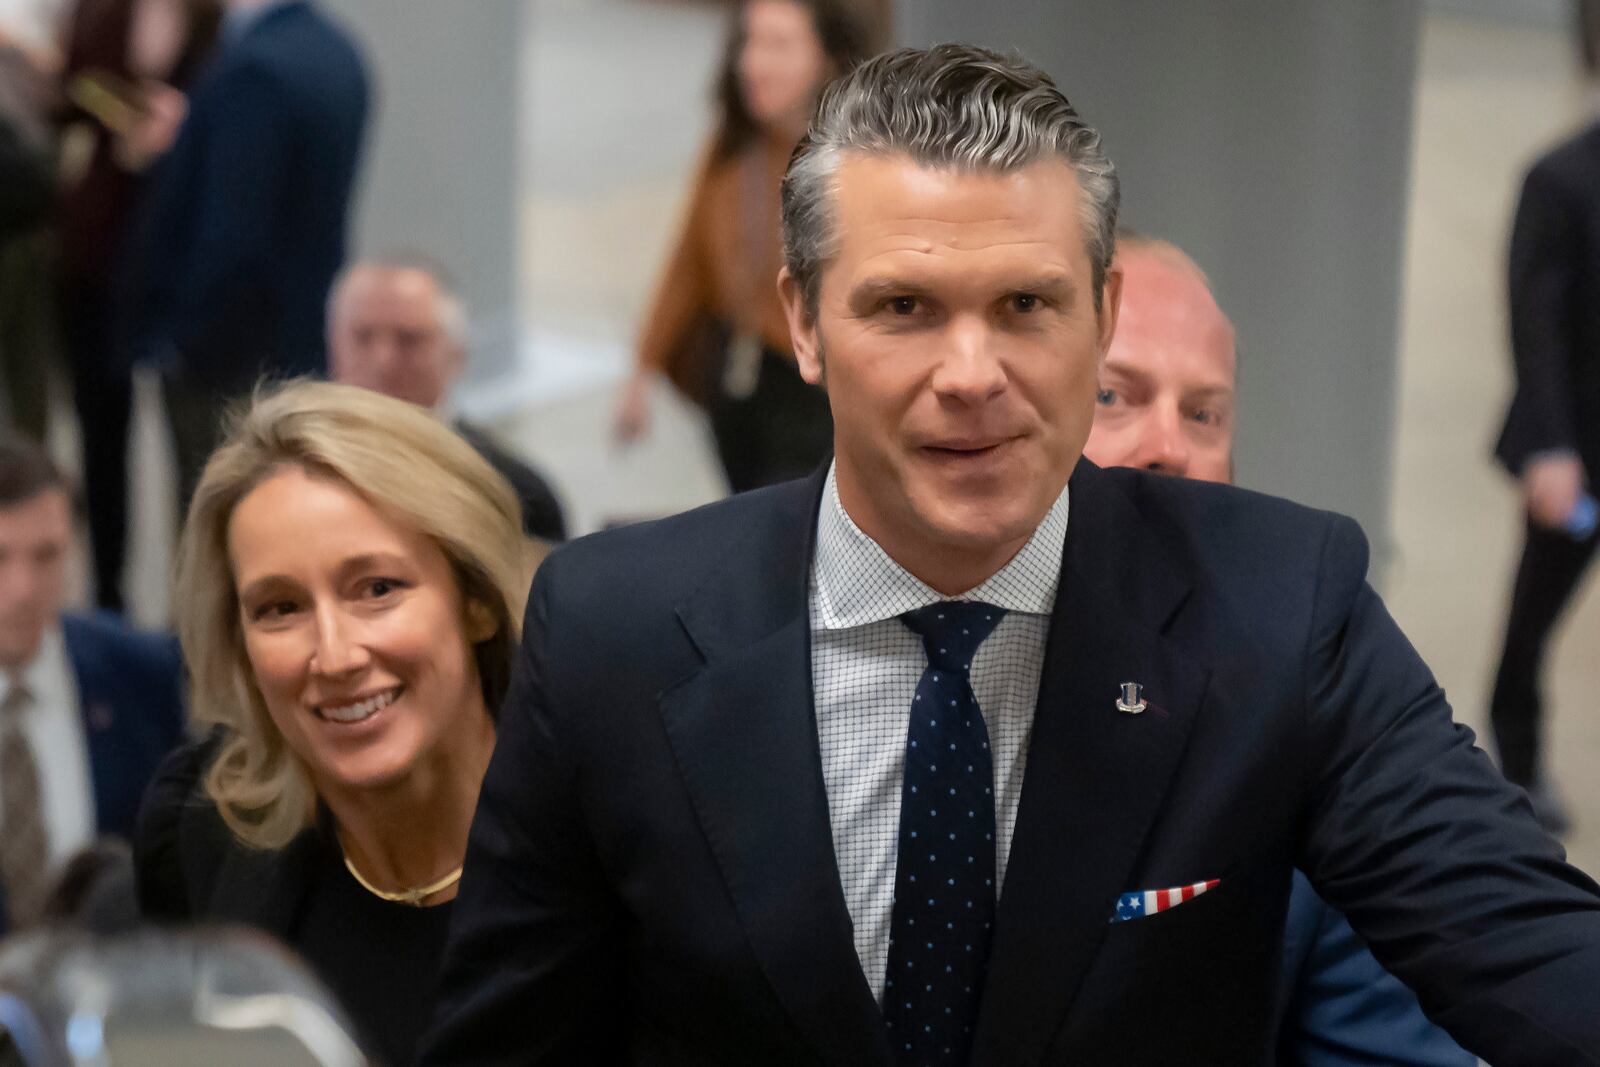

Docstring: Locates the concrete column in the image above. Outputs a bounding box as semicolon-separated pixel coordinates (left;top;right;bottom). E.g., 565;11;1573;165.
317;0;524;382
897;0;1421;556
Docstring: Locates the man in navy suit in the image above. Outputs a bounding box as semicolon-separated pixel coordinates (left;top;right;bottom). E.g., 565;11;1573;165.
1489;118;1600;833
421;46;1600;1065
124;0;368;509
0;438;184;934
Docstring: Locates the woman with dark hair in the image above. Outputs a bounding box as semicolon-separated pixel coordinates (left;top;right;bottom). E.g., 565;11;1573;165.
614;0;869;493
56;0;221;612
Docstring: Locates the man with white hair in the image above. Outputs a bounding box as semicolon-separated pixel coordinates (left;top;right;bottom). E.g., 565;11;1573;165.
328;255;567;542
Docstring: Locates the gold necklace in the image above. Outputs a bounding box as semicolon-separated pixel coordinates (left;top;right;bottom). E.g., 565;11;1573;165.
341;853;463;907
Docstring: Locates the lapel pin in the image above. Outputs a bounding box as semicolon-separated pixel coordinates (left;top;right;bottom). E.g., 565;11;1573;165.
1116;681;1146;715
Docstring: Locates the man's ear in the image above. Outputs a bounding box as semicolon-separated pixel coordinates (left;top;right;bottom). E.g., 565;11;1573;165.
778;266;824;386
1096;261;1124;360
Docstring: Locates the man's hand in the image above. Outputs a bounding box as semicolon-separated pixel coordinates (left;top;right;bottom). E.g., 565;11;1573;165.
613;370;653;443
1523;451;1587;529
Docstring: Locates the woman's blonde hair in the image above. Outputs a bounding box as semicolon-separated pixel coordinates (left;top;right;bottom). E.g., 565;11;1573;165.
175;380;537;850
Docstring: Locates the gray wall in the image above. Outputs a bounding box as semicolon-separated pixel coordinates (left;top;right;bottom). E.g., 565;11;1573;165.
318;0;524;381
897;0;1421;554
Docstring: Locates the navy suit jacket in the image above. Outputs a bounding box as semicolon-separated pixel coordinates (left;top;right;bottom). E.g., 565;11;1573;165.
0;613;185;935
421;461;1600;1066
124;0;368;389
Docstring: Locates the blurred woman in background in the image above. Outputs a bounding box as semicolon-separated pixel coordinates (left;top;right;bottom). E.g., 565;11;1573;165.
57;0;220;612
135;381;536;1067
614;0;869;493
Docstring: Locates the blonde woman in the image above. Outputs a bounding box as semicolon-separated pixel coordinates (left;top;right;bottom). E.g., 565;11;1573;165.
134;380;537;1067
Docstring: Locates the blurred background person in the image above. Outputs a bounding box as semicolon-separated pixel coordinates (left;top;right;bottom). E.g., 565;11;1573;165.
122;0;368;512
1082;234;1473;1067
55;0;220;612
612;0;868;493
328;255;567;542
135;381;532;1067
0;22;57;444
1488;115;1600;835
0;436;183;938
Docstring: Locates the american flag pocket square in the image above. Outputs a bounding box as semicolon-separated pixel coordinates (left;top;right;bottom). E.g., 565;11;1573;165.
1109;879;1221;923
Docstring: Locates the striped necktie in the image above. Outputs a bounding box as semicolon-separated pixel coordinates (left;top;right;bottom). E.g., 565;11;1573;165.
0;678;49;929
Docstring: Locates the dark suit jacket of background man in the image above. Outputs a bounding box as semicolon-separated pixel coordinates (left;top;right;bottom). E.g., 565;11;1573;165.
0;612;185;937
1496;119;1600;476
420;460;1600;1066
455;419;567;543
124;0;367;391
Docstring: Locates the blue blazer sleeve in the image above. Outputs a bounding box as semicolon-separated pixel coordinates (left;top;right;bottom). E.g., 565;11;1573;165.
1297;516;1600;1064
1280;871;1476;1067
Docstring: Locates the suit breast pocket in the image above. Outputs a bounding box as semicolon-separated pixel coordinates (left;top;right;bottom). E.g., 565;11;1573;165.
1092;862;1283;989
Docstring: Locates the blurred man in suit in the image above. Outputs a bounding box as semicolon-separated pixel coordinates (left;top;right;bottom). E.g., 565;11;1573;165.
1084;234;1472;1067
124;0;368;509
422;46;1600;1065
0;437;184;935
328;255;568;541
1490;121;1600;834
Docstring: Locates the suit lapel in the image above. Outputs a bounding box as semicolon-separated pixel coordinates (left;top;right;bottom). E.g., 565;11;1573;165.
971;462;1212;1063
660;472;893;1067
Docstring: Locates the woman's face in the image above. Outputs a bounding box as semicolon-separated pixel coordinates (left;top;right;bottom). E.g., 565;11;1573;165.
738;0;829;131
228;465;494;796
128;0;189;81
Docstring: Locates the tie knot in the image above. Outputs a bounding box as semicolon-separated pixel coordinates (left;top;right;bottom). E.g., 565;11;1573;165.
900;601;1007;673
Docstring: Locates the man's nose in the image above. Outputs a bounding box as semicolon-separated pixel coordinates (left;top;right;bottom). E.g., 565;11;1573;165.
930;320;1007;403
1133;401;1191;477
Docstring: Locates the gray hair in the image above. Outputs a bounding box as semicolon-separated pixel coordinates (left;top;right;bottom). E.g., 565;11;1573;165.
781;44;1120;316
327;251;469;347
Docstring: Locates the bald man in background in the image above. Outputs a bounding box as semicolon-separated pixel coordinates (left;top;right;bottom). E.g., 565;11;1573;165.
328;255;567;542
1083;234;1475;1067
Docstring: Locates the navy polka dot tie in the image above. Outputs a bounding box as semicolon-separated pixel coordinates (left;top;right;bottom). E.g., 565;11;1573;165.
883;601;1007;1066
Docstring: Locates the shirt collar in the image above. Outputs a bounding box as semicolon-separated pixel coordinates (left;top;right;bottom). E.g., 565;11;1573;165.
0;626;65;709
812;463;1069;630
223;0;293;47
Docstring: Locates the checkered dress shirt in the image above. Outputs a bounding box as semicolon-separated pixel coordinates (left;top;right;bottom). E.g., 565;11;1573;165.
809;465;1068;1003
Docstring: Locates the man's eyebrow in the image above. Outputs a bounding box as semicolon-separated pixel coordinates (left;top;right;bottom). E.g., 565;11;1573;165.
847;277;933;304
1099;360;1156;385
1008;272;1076;296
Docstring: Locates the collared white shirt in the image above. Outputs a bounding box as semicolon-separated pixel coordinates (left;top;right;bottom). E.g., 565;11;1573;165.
809;465;1068;1002
0;628;95;868
222;0;294;47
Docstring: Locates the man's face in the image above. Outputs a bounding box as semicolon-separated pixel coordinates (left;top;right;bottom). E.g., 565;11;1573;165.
328;268;462;410
0;489;70;670
780;155;1120;590
1083;246;1236;484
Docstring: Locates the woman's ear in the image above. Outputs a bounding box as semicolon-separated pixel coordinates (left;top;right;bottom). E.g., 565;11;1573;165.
464;598;499;643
